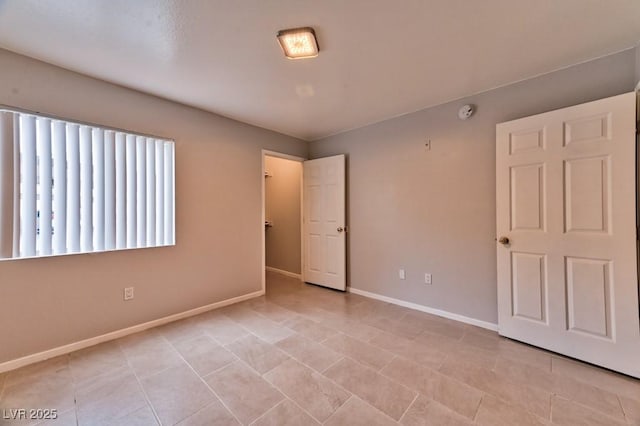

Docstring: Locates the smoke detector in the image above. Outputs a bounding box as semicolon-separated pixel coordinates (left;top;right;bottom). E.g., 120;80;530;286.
458;104;475;120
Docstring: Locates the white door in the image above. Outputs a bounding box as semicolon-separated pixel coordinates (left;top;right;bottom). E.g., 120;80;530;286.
496;92;640;378
303;155;346;291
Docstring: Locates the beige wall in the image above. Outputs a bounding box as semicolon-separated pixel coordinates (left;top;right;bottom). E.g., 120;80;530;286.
0;49;307;364
310;48;637;324
265;156;302;274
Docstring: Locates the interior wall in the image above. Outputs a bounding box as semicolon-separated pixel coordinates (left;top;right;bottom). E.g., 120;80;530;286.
309;48;637;325
0;48;308;364
264;156;302;275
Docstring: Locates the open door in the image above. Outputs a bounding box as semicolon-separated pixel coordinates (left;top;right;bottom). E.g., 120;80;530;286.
303;155;346;291
496;92;640;378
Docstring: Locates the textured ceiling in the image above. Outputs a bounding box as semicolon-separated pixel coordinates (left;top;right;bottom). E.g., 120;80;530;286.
0;1;639;140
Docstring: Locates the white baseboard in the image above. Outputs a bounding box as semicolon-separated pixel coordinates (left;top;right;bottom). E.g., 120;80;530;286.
266;266;302;280
0;289;265;374
347;287;498;332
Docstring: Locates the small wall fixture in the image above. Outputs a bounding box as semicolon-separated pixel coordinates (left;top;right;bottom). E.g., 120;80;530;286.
277;27;319;59
458;104;475;120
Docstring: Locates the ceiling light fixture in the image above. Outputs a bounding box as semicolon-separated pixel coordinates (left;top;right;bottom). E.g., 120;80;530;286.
277;27;319;59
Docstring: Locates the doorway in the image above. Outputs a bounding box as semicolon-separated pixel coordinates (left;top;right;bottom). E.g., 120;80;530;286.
261;150;304;292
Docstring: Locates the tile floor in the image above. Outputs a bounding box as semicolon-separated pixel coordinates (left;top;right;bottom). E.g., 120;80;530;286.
1;271;639;425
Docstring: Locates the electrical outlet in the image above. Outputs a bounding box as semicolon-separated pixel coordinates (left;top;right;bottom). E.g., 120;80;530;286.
424;273;432;285
124;287;134;301
399;269;406;280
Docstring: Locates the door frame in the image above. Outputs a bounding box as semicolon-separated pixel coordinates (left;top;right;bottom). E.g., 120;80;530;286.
261;150;306;293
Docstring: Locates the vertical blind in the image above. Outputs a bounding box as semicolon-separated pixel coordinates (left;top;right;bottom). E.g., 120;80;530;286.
0;109;175;260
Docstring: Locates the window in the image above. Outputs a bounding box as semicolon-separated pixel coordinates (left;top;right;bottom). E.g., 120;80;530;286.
0;108;175;260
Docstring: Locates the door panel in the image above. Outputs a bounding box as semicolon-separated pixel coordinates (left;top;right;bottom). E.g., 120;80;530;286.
511;252;547;323
303;155;346;291
496;92;639;378
564;156;610;233
510;164;545;231
565;257;612;339
564;113;611;146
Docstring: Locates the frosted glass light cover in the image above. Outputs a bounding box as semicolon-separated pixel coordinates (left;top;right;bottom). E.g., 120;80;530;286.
277;27;319;59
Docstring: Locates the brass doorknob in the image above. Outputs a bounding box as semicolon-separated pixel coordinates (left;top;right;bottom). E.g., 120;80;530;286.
498;236;510;245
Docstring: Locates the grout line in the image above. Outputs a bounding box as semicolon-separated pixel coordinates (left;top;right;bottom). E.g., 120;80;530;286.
473;394;485;422
247;398;287;425
616;395;628;422
320;395;354;425
161;336;245;426
262;357;353;424
121;347;164;426
397;392;419;424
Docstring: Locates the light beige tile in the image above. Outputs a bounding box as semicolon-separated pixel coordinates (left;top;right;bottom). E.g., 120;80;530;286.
173;335;236;376
412;329;460;352
131;346;186;379
323;333;395;370
360;301;408;321
195;313;250;345
252;399;320;426
118;331;185;379
551;356;640;401
225;335;289;374
246;299;298;323
368;331;447;370
141;364;214;425
264;359;350;422
114;406;159;426
364;316;423;339
177;399;239;426
460;332;551;371
204;361;283;425
116;329;164;353
438;341;497;370
401;311;467;340
33;409;78;426
551;395;626;426
381;357;482;419
1;364;76;417
157;317;206;344
324;357;416;420
283;317;338;342
321;315;382;341
69;341;128;384
324;396;397;426
223;308;294;343
401;396;474;426
475;395;547;426
74;365;139;407
275;334;342;372
4;356;71;389
439;359;551;420
75;366;149;426
494;356;625;421
619;395;640;425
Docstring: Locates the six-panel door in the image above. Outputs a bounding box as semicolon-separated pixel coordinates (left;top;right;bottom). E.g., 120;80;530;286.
496;92;640;378
303;155;346;291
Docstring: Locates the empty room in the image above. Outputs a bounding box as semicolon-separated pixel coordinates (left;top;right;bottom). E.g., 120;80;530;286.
1;1;640;425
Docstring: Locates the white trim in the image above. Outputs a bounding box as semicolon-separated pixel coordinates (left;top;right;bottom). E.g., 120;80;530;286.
266;266;302;280
347;287;498;332
0;289;264;374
